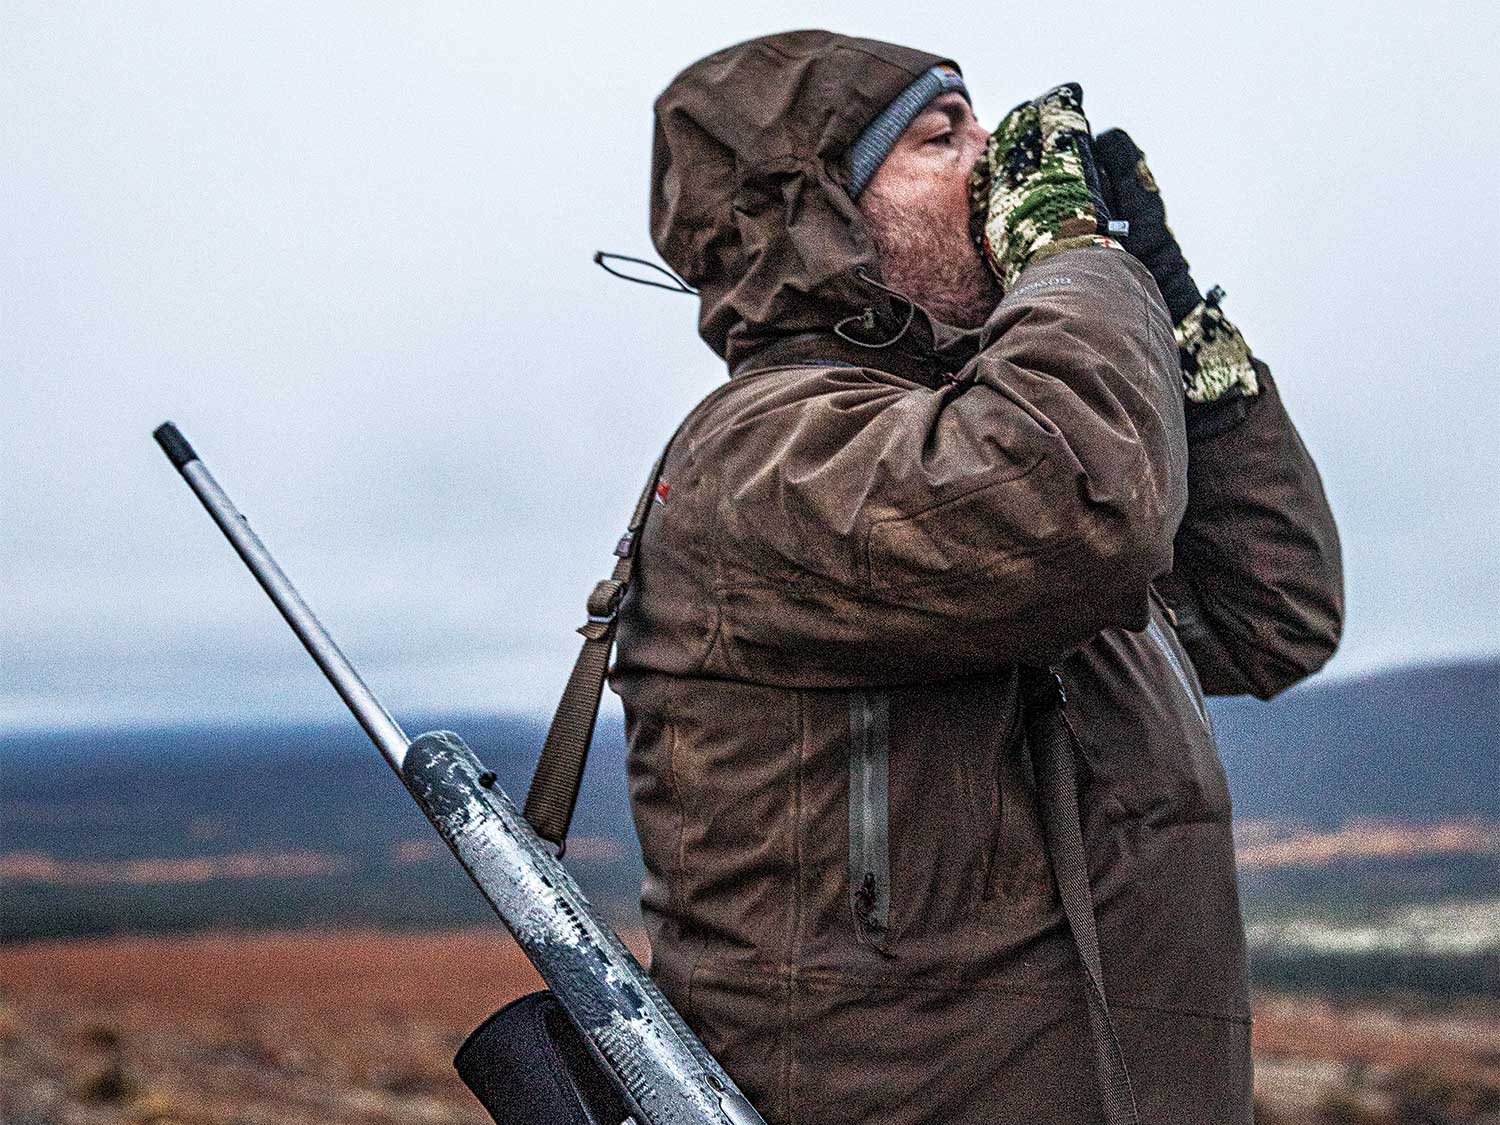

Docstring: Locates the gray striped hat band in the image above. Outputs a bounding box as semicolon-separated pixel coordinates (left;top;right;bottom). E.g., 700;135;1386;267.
846;65;970;198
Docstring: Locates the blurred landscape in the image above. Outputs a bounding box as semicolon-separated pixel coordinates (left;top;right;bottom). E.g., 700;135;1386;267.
3;656;1496;1123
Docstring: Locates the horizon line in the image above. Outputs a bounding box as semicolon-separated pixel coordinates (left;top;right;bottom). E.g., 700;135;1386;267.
3;649;1495;741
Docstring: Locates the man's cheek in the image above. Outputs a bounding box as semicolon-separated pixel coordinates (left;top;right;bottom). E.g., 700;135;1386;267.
943;177;974;238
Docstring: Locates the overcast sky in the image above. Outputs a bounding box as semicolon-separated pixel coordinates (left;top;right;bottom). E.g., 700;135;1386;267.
3;1;1496;732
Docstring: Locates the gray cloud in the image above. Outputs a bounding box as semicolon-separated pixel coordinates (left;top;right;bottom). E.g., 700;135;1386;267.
4;1;1497;731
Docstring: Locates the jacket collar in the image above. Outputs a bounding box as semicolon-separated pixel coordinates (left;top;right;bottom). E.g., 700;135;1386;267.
730;290;990;390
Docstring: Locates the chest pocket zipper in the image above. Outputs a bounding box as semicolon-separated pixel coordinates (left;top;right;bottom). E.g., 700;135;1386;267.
1145;616;1210;729
848;690;892;950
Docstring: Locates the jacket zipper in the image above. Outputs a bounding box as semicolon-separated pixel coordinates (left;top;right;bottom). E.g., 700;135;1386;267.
1145;617;1210;728
847;689;891;946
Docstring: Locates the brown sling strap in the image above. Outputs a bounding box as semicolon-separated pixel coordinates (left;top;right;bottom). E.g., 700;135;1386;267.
522;448;671;851
1022;666;1142;1125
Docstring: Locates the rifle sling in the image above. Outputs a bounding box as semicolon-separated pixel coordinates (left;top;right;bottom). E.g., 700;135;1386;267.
523;448;670;851
1023;667;1142;1125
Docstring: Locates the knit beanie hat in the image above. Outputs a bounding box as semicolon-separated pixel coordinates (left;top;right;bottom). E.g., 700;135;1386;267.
845;64;970;198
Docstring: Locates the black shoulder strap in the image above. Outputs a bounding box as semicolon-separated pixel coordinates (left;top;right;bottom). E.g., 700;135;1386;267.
522;448;670;852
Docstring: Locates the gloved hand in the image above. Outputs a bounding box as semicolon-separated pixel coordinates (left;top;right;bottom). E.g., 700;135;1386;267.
1094;128;1258;404
968;83;1123;294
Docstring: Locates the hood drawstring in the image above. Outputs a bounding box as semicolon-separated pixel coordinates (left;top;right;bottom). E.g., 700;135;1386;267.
833;267;916;350
594;255;923;358
594;251;698;296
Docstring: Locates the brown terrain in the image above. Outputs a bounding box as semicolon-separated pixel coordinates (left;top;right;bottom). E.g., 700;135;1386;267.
1;930;1496;1124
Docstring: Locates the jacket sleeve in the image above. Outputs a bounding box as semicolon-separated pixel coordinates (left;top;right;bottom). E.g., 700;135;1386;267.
712;247;1188;675
1155;361;1344;698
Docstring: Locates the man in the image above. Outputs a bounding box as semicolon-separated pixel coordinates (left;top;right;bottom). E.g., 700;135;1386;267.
610;29;1342;1124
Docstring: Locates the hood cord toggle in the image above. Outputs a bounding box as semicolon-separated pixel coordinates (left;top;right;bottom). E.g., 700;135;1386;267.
593;251;698;295
833;267;916;350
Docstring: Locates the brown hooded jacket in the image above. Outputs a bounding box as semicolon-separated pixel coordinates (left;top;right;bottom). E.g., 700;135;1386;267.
610;30;1343;1124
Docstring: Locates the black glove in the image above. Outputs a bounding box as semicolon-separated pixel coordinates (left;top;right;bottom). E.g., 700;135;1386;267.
1094;129;1201;323
1095;128;1257;405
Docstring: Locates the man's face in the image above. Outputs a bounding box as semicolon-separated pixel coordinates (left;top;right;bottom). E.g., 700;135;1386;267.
857;91;1000;329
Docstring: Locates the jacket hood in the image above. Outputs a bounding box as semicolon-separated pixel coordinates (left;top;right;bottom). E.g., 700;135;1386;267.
650;31;960;372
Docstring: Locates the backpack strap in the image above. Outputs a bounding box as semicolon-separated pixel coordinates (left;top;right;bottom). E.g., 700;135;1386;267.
522;448;670;851
1022;666;1142;1125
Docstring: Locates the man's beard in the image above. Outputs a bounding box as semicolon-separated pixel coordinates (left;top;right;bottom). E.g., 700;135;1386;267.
858;186;1001;330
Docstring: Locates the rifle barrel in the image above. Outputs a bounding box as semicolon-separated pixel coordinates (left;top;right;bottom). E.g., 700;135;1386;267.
153;422;410;770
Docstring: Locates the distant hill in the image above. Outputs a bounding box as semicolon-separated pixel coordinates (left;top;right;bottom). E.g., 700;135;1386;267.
0;714;630;942
3;656;1496;995
1212;656;1498;826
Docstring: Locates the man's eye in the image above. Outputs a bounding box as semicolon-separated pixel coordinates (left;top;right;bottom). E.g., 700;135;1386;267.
927;132;954;146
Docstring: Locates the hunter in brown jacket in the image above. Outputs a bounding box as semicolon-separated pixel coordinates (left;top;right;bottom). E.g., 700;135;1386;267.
610;30;1343;1124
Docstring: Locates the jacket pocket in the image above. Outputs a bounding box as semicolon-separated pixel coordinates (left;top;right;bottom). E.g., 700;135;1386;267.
862;462;1044;593
1143;593;1233;820
848;689;892;951
1145;614;1211;732
975;675;1020;908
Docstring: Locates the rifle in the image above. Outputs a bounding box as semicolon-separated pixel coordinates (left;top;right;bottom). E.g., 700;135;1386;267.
153;422;765;1125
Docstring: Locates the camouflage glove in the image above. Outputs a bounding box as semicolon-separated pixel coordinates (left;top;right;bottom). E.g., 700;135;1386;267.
1095;128;1258;404
1170;286;1258;404
967;83;1123;294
